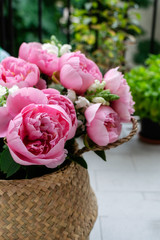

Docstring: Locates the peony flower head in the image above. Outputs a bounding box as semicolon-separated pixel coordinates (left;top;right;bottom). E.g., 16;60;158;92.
0;57;40;89
59;51;102;94
7;103;71;168
85;103;122;146
104;67;135;122
19;42;59;77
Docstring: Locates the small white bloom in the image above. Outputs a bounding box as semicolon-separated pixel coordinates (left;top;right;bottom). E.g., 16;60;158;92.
0;86;7;97
75;96;90;109
3;103;7;107
60;44;72;56
88;80;106;92
42;43;59;56
92;97;109;105
67;89;76;102
9;85;19;95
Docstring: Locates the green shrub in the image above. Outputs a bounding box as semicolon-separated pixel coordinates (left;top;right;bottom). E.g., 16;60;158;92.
125;54;160;123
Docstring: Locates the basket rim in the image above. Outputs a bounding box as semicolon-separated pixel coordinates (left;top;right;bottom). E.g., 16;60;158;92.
0;161;74;184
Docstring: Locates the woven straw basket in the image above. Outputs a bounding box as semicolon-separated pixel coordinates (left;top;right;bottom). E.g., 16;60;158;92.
0;118;138;240
0;162;97;240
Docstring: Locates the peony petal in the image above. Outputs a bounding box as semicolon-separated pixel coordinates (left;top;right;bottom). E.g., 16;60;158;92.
6;88;48;117
0;107;12;137
60;64;83;91
85;103;101;124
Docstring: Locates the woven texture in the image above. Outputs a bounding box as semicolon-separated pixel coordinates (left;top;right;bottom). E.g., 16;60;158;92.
0;162;98;240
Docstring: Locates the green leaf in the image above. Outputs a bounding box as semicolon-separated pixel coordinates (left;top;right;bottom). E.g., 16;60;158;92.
0;148;21;178
94;150;106;161
72;155;88;169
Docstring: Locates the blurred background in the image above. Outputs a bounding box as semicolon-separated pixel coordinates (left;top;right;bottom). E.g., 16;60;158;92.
0;0;160;71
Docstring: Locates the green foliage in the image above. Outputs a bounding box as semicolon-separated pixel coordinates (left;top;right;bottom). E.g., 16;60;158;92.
134;39;160;64
71;0;142;73
125;54;160;123
94;150;106;161
0;148;20;178
4;0;67;56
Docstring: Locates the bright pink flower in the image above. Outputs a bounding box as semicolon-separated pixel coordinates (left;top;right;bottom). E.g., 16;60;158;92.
0;57;40;88
7;104;71;168
85;103;122;146
59;51;102;94
104;67;134;122
0;88;48;137
42;88;77;139
19;42;59;76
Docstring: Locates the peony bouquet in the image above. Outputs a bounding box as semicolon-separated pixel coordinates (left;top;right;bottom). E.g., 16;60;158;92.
0;36;135;179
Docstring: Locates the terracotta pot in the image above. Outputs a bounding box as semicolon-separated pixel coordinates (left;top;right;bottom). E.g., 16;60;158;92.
0;162;98;240
139;118;160;144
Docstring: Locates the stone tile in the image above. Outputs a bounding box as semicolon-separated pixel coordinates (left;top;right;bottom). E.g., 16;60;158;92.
131;152;160;172
95;171;160;191
89;218;102;240
101;217;160;240
86;151;135;172
96;191;160;220
143;192;160;201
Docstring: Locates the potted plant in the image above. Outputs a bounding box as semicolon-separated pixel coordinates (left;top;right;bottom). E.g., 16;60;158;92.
125;54;160;144
0;36;137;239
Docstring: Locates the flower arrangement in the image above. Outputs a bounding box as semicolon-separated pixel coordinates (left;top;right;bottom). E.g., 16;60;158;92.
0;36;135;179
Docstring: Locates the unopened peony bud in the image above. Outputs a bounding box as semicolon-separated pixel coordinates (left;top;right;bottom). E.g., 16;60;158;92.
67;89;76;102
92;97;109;105
88;80;106;92
75;96;90;109
60;44;72;56
0;86;7;97
42;43;59;56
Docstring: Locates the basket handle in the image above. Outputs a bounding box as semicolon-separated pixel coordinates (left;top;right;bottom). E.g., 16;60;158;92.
75;118;138;156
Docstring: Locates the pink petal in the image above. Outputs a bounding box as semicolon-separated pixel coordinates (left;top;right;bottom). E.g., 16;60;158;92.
6;87;48;117
0;107;12;137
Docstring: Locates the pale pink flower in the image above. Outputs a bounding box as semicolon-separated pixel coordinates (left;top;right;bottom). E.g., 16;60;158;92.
85;103;122;146
42;88;77;139
19;42;59;77
7;104;71;168
59;51;102;94
0;57;40;88
104;67;134;122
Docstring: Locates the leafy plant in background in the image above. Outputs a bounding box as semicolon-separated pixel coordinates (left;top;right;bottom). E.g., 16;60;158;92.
71;0;146;73
3;0;68;56
134;39;160;64
125;54;160;123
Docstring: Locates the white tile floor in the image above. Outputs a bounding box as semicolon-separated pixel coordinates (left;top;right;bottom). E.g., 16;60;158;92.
83;122;160;240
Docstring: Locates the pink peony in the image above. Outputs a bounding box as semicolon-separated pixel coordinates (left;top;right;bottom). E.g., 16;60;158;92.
0;88;48;137
0;57;40;88
59;51;102;94
104;67;134;122
43;88;77;139
7;104;71;168
19;42;59;77
85;103;122;146
42;88;77;139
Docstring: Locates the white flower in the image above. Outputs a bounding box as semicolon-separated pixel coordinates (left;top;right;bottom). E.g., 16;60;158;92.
75;96;90;109
88;80;106;92
60;44;72;56
92;97;109;105
67;89;76;102
0;86;7;97
42;43;59;56
9;85;19;95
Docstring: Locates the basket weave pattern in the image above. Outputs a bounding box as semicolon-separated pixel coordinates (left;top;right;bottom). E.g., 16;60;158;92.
0;162;98;240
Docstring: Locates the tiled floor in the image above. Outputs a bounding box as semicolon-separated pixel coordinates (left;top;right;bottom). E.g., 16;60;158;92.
82;122;160;240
